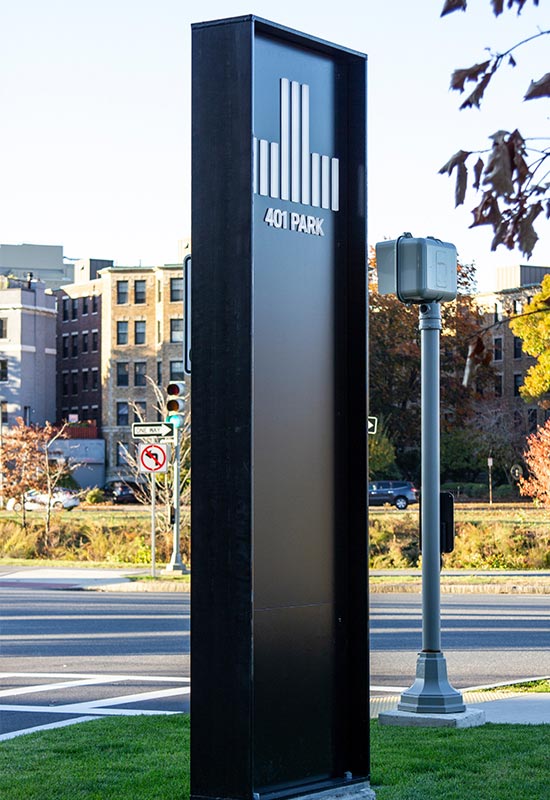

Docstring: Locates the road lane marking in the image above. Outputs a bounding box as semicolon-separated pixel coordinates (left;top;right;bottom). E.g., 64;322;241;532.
0;716;98;742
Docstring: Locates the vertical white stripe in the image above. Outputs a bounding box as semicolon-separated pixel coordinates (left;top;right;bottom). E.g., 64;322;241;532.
259;139;269;196
311;153;321;207
331;158;339;212
280;78;290;201
301;84;310;205
270;142;280;199
321;155;330;209
291;80;301;203
253;137;259;195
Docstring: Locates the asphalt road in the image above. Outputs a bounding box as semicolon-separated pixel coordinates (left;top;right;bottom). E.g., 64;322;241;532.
1;589;548;738
370;593;550;689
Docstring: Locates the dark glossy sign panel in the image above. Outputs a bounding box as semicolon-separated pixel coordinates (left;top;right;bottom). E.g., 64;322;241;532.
191;16;369;800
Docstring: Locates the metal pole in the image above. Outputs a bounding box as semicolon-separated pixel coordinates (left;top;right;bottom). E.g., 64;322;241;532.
165;426;185;573
398;302;465;713
151;476;156;578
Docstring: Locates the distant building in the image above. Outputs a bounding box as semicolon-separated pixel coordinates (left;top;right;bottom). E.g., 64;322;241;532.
0;276;57;426
54;279;103;430
99;263;185;482
0;243;74;290
474;265;550;438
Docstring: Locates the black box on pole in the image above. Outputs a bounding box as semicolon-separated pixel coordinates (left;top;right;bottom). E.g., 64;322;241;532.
191;16;369;800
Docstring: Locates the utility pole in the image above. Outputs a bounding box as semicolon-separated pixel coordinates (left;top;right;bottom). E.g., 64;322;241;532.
397;302;465;714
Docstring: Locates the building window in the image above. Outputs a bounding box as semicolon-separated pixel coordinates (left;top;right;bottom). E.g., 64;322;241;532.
82;296;89;315
134;280;146;304
71;333;78;357
528;408;538;433
91;368;99;391
157;280;162;302
82;369;89;391
62;335;69;358
513;374;522;397
71;371;78;394
71;298;78;320
157;320;161;343
494;374;502;398
0;360;7;382
513;298;523;315
513;410;523;428
134;361;147;386
135;320;146;345
117;322;128;345
170;318;184;343
116;441;130;466
170;277;184;302
116;401;129;426
157;360;162;386
82;332;89;353
1;401;7;424
92;330;99;351
117;280;129;304
170;360;184;381
494;300;503;323
493;337;502;361
62;372;69;397
62;297;69;321
133;400;146;422
92;294;98;314
116;362;129;387
0;318;7;338
513;336;522;359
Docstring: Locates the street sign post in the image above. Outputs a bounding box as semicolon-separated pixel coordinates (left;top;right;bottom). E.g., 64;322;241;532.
132;422;174;439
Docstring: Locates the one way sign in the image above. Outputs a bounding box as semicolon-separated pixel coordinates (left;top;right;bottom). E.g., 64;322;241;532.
368;416;378;435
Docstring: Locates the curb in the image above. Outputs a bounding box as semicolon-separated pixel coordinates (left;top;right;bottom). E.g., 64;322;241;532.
370;582;550;594
88;580;549;594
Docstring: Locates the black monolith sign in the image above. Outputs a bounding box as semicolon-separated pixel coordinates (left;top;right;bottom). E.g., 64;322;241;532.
191;16;371;800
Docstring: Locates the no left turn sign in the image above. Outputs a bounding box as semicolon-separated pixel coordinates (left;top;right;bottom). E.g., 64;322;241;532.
138;443;170;473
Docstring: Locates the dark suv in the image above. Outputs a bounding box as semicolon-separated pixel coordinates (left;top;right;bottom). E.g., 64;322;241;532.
368;480;418;510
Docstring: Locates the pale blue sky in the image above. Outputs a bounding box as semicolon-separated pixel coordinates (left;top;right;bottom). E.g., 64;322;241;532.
1;0;548;289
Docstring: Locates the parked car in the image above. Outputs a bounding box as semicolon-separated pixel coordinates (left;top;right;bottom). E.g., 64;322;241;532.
368;480;418;510
103;482;139;504
6;489;80;512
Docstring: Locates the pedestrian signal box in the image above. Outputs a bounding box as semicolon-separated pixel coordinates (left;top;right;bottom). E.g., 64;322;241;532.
376;233;457;303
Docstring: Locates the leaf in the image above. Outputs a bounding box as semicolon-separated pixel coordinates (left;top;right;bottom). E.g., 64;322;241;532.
524;73;550;100
508;54;517;68
518;218;539;258
439;149;471;176
455;162;468;206
450;61;490;92
491;0;504;14
473;157;484;190
483;141;514;196
470;192;502;228
441;0;467;16
460;72;493;109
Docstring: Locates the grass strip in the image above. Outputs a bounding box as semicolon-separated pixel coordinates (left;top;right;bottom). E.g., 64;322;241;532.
1;715;549;800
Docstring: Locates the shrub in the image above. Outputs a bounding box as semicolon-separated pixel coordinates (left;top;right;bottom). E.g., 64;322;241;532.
86;488;105;504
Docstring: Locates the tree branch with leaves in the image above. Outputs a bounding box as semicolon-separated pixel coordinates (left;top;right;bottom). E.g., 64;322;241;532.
439;0;549;257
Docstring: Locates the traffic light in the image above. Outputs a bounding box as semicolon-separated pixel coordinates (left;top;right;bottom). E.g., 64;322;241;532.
166;381;186;428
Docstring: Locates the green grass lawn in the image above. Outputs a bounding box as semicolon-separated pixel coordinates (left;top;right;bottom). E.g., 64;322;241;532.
0;715;548;800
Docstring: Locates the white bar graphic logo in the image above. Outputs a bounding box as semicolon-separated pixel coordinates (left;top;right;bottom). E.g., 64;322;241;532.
254;78;339;212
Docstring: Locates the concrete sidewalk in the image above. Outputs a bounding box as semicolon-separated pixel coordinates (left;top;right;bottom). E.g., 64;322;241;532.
371;687;550;724
0;566;146;590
